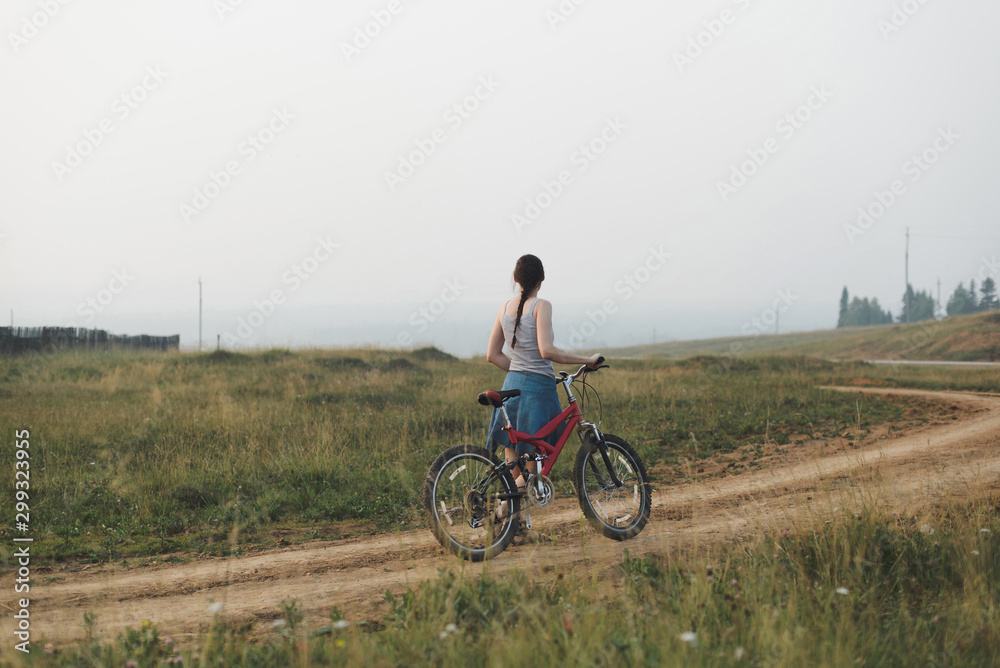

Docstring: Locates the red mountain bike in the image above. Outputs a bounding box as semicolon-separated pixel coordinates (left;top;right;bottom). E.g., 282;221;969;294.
423;360;652;561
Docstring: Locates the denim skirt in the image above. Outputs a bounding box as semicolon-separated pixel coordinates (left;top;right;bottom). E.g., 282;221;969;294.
486;370;564;455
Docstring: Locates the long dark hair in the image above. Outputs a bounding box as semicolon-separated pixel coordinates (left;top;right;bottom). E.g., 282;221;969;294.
511;254;544;349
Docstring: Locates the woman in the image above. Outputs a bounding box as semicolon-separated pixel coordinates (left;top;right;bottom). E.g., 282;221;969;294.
486;254;603;542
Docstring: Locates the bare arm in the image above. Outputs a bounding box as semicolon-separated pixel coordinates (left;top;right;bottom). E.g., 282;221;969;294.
486;308;511;371
534;300;602;368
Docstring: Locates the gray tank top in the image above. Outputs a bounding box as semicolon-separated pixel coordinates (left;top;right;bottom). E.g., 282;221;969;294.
501;298;555;377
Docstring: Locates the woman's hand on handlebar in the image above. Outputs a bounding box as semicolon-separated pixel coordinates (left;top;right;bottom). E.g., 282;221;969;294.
587;354;605;369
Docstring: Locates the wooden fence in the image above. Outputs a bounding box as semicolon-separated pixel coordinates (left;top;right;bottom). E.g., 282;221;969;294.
0;327;180;354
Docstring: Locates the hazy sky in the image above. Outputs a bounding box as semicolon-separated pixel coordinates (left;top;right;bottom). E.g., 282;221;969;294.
2;1;999;354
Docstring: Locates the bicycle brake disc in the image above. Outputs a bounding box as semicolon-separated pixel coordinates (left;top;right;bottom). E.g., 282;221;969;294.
527;474;554;507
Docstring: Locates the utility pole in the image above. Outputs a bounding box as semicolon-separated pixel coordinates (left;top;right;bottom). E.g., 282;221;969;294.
905;227;911;323
198;277;203;352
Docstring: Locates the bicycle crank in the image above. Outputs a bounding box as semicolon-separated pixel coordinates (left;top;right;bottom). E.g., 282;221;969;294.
526;474;554;507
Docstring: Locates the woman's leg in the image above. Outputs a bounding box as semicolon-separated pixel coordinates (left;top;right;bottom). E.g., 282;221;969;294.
498;446;533;520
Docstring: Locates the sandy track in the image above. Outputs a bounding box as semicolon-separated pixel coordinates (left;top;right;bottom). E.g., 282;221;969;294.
7;386;1000;647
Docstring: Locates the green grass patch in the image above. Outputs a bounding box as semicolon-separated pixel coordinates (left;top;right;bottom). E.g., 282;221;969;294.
0;348;986;563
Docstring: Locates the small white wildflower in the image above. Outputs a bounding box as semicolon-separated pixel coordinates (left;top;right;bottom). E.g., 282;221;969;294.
836;587;849;596
439;631;449;640
981;528;991;534
734;646;745;660
972;550;980;555
920;524;932;535
207;602;223;614
270;619;286;628
445;623;458;633
333;620;350;630
678;631;697;645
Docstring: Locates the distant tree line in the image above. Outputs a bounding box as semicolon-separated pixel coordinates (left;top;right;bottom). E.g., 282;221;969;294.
946;278;999;315
837;288;893;327
837;276;998;328
0;327;179;354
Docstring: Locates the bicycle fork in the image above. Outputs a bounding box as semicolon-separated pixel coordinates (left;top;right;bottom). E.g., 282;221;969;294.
582;428;624;489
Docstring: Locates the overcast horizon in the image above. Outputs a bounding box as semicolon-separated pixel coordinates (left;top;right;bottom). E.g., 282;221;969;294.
3;1;999;356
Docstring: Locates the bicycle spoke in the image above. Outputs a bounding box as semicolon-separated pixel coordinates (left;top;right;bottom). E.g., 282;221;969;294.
584;447;643;528
432;451;514;554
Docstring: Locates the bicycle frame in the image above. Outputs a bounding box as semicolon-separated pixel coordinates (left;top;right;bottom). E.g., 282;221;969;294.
503;401;583;478
492;365;609;482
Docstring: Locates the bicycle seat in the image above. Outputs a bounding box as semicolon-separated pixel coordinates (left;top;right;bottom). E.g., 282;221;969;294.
477;389;521;407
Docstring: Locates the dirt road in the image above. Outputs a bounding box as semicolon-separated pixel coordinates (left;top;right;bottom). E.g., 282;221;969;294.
7;386;1000;647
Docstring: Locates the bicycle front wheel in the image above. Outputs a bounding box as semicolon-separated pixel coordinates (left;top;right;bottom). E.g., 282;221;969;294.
573;434;651;540
423;445;520;561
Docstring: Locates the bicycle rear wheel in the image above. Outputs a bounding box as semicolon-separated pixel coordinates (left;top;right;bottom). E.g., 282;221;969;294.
573;434;651;540
423;445;520;561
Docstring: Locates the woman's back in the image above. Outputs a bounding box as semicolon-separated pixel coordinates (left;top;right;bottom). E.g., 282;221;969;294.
500;298;554;377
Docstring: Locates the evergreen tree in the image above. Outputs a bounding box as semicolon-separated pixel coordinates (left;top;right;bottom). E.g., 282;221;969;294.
843;296;894;327
878;299;894;324
969;280;979;312
912;289;935;321
838;287;849;328
946;283;973;316
899;284;935;323
900;284;914;323
980;277;999;311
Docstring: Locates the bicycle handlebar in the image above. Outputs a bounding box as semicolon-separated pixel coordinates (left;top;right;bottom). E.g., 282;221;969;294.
559;356;608;384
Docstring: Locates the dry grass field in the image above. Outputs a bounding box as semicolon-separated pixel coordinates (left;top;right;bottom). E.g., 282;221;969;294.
1;345;998;665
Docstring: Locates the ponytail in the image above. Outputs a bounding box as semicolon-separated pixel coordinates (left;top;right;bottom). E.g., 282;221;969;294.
511;290;531;349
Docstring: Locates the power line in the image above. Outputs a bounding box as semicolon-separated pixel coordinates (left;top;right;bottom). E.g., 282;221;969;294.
910;233;1000;240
